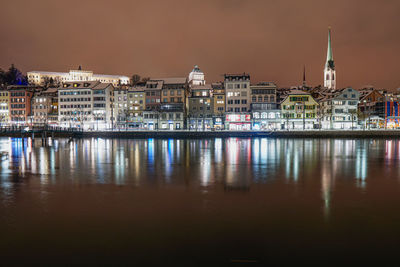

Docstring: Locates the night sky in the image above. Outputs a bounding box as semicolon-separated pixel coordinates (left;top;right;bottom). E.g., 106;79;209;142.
1;0;399;89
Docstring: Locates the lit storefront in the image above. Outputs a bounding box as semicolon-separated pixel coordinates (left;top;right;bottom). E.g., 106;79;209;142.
213;116;224;130
252;110;281;130
385;101;400;129
225;114;251;130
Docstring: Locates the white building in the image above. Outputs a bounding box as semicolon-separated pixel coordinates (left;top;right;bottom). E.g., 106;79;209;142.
224;73;251;113
188;65;205;86
324;28;336;90
113;87;128;127
28;67;130;87
320;88;360;129
58;81;114;130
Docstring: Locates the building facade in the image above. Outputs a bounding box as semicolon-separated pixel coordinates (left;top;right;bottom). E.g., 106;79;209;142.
188;84;213;130
58;81;114;130
320;88;359;129
250;82;281;130
159;77;187;130
188;65;205;86
8;86;38;124
224;74;251;113
0;90;10;124
144;80;162;111
113;87;128;128
281;90;318;130
127;84;146;128
28;67;130;87
211;82;225;130
32;88;58;125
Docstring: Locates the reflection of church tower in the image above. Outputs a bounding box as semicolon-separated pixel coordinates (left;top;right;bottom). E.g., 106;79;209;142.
324;28;336;90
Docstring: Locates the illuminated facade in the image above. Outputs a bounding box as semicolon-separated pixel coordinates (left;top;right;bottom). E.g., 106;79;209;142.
188;84;213;130
224;74;251;113
28;68;130;87
8;86;38;124
225;113;251;130
281;90;318;130
0;90;10;124
32;88;58;125
58;81;114;130
144;80;162;111
324;28;336;90
113;87;128;127
211;82;225;130
159;77;187;130
188;65;205;86
127;85;146;128
250;82;281;130
320;88;360;129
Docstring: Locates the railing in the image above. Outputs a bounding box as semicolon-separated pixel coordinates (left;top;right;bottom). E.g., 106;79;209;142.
0;126;84;133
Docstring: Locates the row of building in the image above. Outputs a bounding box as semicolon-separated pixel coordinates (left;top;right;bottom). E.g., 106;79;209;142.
0;67;399;130
1;28;398;130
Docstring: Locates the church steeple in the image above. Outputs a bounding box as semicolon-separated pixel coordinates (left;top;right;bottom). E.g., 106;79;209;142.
302;65;307;87
325;28;335;70
326;29;333;62
324;27;336;90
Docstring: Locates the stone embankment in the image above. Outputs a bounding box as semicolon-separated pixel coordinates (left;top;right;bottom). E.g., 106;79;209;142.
1;128;400;139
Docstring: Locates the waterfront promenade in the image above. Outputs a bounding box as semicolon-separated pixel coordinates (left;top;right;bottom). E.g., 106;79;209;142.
1;126;400;139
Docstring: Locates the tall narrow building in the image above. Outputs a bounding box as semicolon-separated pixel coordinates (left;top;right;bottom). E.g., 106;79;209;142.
324;28;336;90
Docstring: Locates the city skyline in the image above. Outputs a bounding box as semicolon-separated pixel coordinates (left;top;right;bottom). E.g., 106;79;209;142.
1;0;399;90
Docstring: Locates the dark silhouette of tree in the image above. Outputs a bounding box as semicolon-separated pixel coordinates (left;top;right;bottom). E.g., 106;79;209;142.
131;74;141;85
141;77;150;82
0;68;5;87
4;64;27;85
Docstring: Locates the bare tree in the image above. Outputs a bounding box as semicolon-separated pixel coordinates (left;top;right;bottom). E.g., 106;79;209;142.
131;74;141;86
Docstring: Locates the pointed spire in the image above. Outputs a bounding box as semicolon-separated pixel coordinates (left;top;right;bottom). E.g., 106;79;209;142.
303;65;306;85
326;27;333;62
325;27;335;70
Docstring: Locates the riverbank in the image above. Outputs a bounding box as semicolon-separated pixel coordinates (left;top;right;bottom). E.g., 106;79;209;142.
1;129;400;139
80;130;400;139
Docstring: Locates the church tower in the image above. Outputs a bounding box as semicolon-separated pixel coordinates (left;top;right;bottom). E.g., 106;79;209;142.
324;28;336;90
188;65;205;86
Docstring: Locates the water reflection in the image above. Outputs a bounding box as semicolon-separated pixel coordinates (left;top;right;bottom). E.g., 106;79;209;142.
1;137;400;217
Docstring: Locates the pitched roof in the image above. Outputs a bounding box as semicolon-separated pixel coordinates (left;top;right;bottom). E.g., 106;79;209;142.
156;77;187;84
190;84;212;90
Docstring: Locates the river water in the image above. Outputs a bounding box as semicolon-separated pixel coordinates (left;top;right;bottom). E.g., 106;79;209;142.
1;137;400;265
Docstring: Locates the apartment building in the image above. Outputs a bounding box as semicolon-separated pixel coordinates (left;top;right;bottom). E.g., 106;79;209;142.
224;74;251;113
32;88;58;125
188;84;213;130
281;90;319;130
0;90;10;124
113;87;128;127
8;85;39;124
211;82;225;129
320;88;360;129
159;77;187;130
58;81;114;130
127;84;146;128
144;80;163;111
250;82;281;130
224;74;251;130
